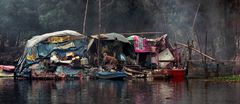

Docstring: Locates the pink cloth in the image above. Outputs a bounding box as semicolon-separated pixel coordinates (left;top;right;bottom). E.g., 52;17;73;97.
0;65;15;69
0;65;15;72
133;36;150;53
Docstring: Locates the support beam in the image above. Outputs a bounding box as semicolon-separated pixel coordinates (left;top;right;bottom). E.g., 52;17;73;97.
176;42;216;61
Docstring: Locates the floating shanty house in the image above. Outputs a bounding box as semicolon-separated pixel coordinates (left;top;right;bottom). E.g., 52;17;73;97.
15;30;88;79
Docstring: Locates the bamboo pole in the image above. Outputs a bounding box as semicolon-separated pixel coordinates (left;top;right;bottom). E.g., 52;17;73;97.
216;63;219;77
191;3;201;46
97;0;102;66
186;41;192;77
204;31;209;78
176;42;216;61
187;60;238;62
82;0;89;34
136;54;139;65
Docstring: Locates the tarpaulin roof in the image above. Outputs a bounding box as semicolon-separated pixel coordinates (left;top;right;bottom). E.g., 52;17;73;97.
127;35;138;41
91;33;129;43
16;30;87;76
26;30;86;48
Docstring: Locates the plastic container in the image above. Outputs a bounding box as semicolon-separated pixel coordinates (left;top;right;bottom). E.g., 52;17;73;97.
81;57;89;65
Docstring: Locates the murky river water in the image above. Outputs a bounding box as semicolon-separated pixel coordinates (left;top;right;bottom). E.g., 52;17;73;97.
0;78;240;104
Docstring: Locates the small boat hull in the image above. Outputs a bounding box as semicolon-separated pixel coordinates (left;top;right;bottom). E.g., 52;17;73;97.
95;71;127;80
152;68;185;80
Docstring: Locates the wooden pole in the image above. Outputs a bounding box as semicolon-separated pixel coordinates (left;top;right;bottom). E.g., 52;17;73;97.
176;42;215;61
237;36;239;57
191;3;201;47
195;31;203;59
236;23;239;56
204;31;208;78
216;63;219;77
15;33;20;47
188;60;240;62
14;71;17;80
186;41;192;77
82;0;89;34
136;54;139;65
97;0;102;66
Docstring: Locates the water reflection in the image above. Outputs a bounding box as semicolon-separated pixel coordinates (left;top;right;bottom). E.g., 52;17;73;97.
0;78;239;104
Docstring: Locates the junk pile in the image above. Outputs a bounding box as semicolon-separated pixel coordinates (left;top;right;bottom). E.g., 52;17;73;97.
124;34;185;79
15;30;88;79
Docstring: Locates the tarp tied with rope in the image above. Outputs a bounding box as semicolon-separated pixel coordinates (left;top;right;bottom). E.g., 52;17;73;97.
16;30;88;77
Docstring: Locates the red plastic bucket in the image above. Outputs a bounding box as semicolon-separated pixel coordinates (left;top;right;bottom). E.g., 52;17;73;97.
171;69;185;81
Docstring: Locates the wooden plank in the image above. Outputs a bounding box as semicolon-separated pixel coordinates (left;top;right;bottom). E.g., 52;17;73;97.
120;32;163;35
158;60;175;62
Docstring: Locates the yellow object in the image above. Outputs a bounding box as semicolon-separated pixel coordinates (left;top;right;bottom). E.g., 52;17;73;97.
0;72;13;77
66;52;74;57
47;36;81;43
72;56;80;60
56;42;75;49
26;53;36;61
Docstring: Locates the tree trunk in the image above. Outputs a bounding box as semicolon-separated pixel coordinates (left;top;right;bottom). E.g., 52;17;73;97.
15;33;20;47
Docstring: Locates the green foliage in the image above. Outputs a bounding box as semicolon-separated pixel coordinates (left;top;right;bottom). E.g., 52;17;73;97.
38;0;84;31
211;75;240;82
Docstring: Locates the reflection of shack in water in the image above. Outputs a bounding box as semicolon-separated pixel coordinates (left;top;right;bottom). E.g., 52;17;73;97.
1;78;240;104
151;81;173;103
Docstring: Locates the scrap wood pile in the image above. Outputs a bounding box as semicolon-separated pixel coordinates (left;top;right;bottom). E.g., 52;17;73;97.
124;34;184;78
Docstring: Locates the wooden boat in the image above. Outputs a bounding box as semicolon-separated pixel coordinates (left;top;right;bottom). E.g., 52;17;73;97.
152;68;185;80
123;66;146;78
95;71;127;80
152;69;172;79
